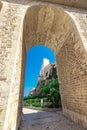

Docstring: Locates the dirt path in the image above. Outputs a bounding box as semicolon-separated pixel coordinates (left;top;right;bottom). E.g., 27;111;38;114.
20;108;86;130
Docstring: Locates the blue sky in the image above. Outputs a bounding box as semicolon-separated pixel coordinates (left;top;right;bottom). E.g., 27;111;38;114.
24;45;56;97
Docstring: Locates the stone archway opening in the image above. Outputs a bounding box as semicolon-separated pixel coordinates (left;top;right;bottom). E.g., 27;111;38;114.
20;5;87;129
3;4;87;130
23;45;61;109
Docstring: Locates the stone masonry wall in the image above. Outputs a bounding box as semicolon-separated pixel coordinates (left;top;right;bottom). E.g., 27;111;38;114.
0;1;27;130
4;0;87;9
0;0;2;10
0;1;87;130
33;0;87;9
23;5;87;129
24;6;87;127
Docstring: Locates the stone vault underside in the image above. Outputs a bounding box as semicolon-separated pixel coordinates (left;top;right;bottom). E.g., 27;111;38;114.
0;1;87;130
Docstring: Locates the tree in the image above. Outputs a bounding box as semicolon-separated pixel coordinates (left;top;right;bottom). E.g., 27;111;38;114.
41;86;50;94
40;78;61;108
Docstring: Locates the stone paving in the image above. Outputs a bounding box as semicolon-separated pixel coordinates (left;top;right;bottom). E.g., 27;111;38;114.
20;108;86;130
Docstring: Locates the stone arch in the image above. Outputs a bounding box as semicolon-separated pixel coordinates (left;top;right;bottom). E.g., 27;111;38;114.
3;4;87;130
22;4;87;128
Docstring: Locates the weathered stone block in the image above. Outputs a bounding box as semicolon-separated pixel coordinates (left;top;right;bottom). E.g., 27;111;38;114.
0;0;2;10
33;0;87;9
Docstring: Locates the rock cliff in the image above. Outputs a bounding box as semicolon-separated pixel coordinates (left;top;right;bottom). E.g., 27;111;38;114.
29;61;58;96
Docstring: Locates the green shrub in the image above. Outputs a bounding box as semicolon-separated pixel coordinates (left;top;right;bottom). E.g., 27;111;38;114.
30;95;38;99
23;103;30;106
26;99;31;103
24;95;39;100
41;105;47;108
32;104;41;107
43;97;48;102
30;99;35;103
34;98;40;102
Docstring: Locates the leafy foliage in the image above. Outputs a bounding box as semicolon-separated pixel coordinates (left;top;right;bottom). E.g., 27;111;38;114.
40;78;61;108
23;78;61;108
41;86;50;94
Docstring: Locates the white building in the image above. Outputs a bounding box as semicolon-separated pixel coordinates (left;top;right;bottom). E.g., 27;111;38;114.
40;58;50;76
39;58;56;81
